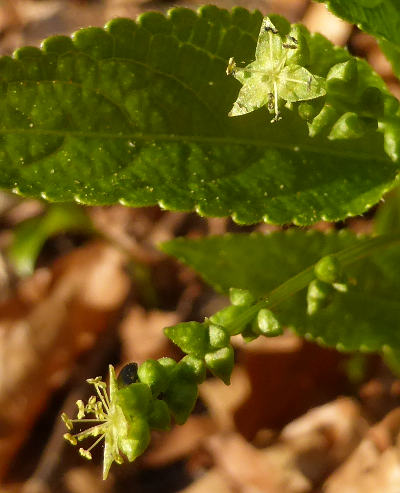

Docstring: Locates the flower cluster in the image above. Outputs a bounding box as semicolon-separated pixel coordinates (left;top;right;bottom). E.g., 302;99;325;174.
62;288;284;478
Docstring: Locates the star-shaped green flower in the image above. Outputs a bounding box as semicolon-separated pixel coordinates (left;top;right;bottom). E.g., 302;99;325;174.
227;16;326;122
62;365;150;479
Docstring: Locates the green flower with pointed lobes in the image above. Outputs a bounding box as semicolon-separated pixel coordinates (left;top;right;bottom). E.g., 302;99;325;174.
62;365;151;480
227;16;326;122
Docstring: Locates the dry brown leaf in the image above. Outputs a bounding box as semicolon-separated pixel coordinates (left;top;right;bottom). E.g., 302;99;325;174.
142;416;216;468
206;398;366;493
0;242;130;480
267;0;309;22
323;408;400;493
200;366;251;432
178;468;233;493
90;206;161;264
120;307;181;364
360;370;400;421
233;339;347;438
63;466;114;493
207;433;312;493
280;397;367;483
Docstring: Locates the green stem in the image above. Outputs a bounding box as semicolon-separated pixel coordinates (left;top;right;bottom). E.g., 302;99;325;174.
226;233;400;335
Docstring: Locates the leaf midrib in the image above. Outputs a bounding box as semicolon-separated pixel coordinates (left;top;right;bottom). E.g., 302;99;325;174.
0;126;392;164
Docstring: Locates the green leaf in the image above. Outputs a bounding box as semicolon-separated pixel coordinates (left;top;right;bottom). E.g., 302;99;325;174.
374;186;400;235
8;204;91;276
315;0;400;46
162;231;400;353
316;0;400;81
0;7;398;225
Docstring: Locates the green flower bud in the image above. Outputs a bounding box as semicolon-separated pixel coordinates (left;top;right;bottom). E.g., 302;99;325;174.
205;346;234;385
210;305;249;335
148;399;171;431
209;323;230;349
333;282;348;293
298;99;324;121
157;357;177;374
383;94;399;116
164;378;198;425
164;322;209;357
308;104;339;137
116;383;152;417
118;416;151;462
358;87;384;118
241;324;259;343
327;59;358;97
174;355;206;384
137;359;169;397
229;287;255;307
314;255;342;284
253;308;283;337
307;279;333;315
328;113;376;140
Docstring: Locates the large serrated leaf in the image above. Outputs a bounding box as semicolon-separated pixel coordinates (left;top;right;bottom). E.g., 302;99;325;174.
0;7;398;225
161;231;400;353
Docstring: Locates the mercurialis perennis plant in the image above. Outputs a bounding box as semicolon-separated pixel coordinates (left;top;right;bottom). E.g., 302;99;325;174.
2;0;400;480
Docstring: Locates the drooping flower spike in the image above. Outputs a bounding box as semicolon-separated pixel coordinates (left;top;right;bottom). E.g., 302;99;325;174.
62;289;284;478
